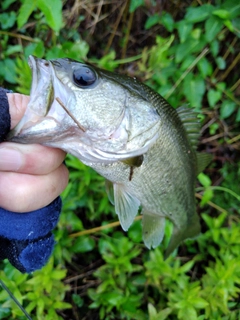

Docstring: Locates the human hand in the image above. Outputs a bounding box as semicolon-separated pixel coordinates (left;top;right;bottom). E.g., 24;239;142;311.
0;93;69;212
0;89;68;273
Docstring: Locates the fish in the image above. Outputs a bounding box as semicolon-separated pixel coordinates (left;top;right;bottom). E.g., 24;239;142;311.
8;55;212;257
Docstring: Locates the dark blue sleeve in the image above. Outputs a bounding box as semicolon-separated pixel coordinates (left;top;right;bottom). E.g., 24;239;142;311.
0;88;62;273
0;88;11;141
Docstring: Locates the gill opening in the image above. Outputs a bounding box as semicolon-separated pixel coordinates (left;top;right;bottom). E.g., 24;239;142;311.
55;97;86;132
0;279;32;320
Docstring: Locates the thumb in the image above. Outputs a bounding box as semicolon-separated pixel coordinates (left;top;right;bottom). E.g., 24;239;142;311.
7;93;30;129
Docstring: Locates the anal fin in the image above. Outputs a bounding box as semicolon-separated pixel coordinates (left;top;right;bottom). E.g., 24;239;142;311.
142;211;165;249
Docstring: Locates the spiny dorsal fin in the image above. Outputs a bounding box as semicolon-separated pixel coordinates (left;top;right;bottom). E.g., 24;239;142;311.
196;152;213;175
176;106;201;150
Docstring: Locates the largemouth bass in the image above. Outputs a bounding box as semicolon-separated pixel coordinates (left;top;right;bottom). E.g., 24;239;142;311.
9;56;211;257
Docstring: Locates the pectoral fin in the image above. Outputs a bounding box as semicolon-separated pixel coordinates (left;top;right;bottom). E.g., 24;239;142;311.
105;180;115;205
114;183;140;231
121;155;143;167
142;211;165;249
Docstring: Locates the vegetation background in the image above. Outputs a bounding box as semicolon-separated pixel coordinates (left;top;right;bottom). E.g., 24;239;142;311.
0;0;240;319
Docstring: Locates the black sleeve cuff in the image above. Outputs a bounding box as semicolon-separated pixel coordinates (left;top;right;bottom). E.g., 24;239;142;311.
0;88;12;142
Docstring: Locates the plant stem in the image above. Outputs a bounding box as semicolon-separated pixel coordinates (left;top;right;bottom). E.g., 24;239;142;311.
69;215;142;238
0;280;32;320
0;30;39;42
165;47;209;99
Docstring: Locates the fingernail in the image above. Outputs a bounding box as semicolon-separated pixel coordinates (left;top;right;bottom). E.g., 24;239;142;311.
0;147;23;171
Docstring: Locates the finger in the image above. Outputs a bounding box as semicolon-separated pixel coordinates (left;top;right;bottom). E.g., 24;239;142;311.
7;93;30;129
0;142;66;175
0;164;69;212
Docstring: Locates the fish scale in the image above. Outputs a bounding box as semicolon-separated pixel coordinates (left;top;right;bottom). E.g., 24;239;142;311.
9;56;212;257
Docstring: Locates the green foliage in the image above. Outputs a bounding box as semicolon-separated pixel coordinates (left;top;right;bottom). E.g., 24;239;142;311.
0;0;239;319
141;0;240;117
0;259;70;319
88;236;144;319
18;0;63;33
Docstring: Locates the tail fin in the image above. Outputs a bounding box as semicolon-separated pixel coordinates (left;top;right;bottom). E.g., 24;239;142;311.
164;212;201;258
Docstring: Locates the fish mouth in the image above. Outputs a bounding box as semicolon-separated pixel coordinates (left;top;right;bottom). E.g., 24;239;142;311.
8;56;72;141
28;55;54;116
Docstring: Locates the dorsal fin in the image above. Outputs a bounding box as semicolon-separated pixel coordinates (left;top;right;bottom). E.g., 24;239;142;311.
176;106;201;150
196;152;213;175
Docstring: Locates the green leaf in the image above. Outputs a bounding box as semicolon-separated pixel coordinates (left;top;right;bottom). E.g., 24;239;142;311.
221;0;240;19
209;123;219;135
216;56;226;70
145;14;161;30
185;4;214;23
207;89;222;107
72;294;84;308
210;40;219;57
190;297;209;309
178;306;198;320
220;100;236;119
236;108;240;122
191;28;201;40
62;40;89;60
161;12;174;32
183;74;205;108
0;306;10;318
52;301;72;309
129;0;144;13
46;46;65;59
175;38;206;63
128;220;142;243
34;41;45;57
180;260;195;273
197;57;213;77
5;44;22;56
148;303;157;319
0;59;17;83
2;0;16;10
200;188;214;206
223;19;234;32
24;41;45;58
213;9;230;20
176;20;192;43
72;236;95;253
205;16;223;42
17;0;36;28
36;0;63;33
0;12;16;29
102;292;124;306
180;55;195;70
198;172;211;187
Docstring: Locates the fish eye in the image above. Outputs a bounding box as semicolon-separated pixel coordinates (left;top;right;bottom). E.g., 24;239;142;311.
73;66;97;88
